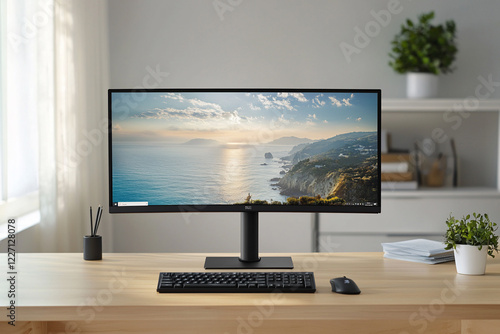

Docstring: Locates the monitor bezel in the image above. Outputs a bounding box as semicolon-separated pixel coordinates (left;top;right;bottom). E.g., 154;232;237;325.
108;88;381;214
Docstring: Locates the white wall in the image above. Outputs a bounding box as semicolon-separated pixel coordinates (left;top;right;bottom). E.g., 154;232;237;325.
112;212;313;253
108;0;500;97
107;0;500;253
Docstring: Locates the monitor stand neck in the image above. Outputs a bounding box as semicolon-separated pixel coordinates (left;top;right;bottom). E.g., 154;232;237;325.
204;212;294;269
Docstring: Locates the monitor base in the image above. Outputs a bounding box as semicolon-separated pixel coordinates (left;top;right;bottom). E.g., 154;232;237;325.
204;256;293;269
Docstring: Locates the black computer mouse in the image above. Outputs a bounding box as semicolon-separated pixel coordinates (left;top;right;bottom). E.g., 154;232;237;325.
330;276;361;294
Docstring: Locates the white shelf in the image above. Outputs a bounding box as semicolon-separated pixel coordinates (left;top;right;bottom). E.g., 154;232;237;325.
318;98;500;251
382;187;500;199
382;98;500;112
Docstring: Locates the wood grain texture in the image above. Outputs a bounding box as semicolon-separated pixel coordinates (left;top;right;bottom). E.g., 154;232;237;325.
0;321;47;334
461;320;500;334
45;319;463;334
0;253;499;333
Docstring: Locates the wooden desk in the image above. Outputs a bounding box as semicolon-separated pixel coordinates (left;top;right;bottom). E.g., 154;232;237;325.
1;253;499;334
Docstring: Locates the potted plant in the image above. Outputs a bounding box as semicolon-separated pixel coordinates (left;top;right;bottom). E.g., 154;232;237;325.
389;11;458;98
444;213;499;275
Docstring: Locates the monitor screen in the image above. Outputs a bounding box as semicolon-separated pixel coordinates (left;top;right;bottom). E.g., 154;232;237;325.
108;89;381;214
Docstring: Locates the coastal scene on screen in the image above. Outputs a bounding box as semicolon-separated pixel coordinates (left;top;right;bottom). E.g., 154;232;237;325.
111;91;379;206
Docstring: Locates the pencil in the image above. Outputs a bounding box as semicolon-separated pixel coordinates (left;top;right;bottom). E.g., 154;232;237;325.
90;206;94;237
94;206;103;236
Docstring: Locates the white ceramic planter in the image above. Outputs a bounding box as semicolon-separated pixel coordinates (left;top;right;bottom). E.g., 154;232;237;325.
454;244;488;275
406;72;438;99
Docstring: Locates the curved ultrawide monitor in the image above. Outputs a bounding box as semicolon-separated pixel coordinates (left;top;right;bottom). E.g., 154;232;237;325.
108;89;381;214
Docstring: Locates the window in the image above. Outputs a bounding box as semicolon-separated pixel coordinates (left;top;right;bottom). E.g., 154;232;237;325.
0;0;53;225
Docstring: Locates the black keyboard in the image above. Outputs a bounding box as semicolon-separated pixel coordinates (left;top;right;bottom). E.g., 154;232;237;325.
157;272;316;293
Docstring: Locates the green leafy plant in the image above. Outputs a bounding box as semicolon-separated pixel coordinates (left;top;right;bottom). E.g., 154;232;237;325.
389;11;458;74
444;213;499;258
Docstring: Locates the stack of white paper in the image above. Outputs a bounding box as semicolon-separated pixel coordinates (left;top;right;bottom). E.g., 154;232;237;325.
382;239;454;264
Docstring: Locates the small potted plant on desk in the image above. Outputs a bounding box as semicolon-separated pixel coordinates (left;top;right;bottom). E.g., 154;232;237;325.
445;213;499;275
388;11;458;98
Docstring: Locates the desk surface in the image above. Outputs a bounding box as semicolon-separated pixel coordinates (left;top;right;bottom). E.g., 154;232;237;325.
2;252;500;323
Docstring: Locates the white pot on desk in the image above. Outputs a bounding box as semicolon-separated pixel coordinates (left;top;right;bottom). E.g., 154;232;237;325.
454;244;488;275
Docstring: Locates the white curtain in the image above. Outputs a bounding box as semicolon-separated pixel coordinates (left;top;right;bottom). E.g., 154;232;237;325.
39;0;110;252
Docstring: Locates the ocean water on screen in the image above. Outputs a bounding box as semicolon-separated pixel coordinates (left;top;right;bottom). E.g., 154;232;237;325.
112;142;292;205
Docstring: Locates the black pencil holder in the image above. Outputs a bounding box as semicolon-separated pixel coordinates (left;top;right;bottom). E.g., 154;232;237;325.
83;235;102;260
